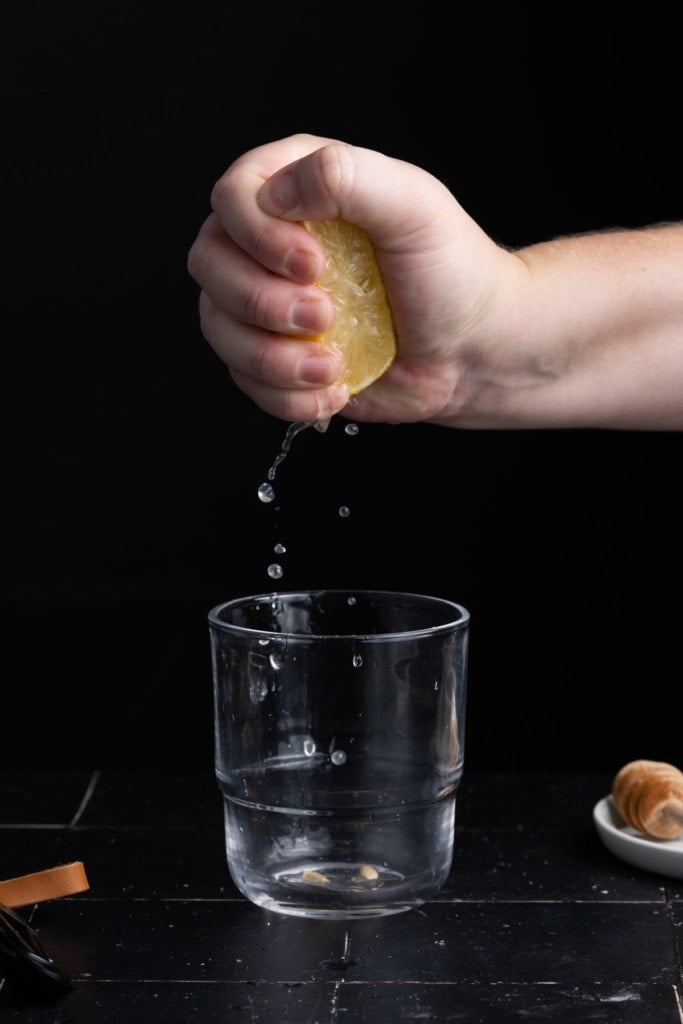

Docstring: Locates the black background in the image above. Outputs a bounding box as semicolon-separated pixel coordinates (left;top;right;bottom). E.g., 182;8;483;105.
2;2;681;773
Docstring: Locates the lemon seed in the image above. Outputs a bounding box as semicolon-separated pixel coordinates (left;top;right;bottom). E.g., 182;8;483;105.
302;869;330;885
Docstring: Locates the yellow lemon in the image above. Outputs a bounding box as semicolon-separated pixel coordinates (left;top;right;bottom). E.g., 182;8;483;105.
303;218;397;395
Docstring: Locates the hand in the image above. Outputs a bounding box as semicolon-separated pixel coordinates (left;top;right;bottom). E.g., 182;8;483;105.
187;133;513;425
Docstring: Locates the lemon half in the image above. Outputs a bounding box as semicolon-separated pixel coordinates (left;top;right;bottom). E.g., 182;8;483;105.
303;218;397;395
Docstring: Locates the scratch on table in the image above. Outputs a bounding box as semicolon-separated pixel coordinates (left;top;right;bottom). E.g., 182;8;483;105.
673;983;682;1023
601;989;641;1003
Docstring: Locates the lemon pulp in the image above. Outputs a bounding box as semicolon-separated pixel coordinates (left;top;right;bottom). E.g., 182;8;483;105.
303;218;397;395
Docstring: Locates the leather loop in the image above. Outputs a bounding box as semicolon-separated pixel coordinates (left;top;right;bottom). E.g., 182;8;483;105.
0;862;90;908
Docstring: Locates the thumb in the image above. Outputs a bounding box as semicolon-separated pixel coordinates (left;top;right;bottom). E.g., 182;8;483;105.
257;142;458;254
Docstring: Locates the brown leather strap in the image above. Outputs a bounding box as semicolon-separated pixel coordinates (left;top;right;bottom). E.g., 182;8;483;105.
0;862;90;908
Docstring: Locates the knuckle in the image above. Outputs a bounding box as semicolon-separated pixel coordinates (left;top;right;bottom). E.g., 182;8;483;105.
247;341;273;384
186;237;207;284
209;170;236;213
249;223;274;268
315;143;356;205
197;293;223;340
242;283;277;331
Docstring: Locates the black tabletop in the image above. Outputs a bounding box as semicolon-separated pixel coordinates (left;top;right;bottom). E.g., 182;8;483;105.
0;770;681;1022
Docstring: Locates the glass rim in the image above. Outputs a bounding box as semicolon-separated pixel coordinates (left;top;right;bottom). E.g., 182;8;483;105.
208;588;470;641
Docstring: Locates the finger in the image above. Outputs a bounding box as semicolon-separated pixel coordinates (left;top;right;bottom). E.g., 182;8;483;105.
198;292;343;389
209;134;345;283
230;367;350;424
189;214;335;337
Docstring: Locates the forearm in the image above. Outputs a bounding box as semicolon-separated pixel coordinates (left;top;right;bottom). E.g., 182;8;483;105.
443;222;683;430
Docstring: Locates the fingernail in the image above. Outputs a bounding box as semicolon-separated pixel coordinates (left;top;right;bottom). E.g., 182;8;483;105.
299;354;341;385
292;298;327;332
258;170;297;215
286;249;322;282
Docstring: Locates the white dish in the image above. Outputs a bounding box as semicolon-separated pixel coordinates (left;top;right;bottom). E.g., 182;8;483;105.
593;795;683;880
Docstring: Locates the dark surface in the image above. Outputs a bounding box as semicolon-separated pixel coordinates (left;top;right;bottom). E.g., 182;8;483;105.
1;771;681;1022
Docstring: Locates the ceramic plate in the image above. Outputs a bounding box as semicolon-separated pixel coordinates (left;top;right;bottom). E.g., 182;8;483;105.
593;796;683;879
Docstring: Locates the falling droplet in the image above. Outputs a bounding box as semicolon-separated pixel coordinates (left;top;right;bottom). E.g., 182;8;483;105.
266;421;314;482
274;543;286;554
269;652;284;671
352;654;363;668
267;563;283;579
258;483;275;503
344;423;359;436
331;749;347;766
339;506;350;518
303;738;316;757
347;596;357;606
258;637;270;647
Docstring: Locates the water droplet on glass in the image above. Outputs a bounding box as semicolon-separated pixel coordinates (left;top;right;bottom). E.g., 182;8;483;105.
352;654;363;668
344;423;359;436
303;738;316;757
248;654;269;702
267;563;283;579
258;482;275;503
331;749;347;766
269;652;284;671
347;596;357;606
274;543;286;554
339;506;350;518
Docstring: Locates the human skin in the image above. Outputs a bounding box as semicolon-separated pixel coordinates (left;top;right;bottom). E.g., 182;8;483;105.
187;133;683;431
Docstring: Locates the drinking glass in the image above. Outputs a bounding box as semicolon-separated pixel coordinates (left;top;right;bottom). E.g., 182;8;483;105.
209;589;469;919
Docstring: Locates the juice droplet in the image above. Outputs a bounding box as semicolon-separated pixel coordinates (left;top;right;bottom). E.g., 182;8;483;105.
269;652;284;671
258;483;275;503
266;421;315;482
347;596;357;606
344;423;359;436
274;543;286;554
267;563;283;579
331;749;347;766
352;654;363;668
303;738;316;757
339;506;350;518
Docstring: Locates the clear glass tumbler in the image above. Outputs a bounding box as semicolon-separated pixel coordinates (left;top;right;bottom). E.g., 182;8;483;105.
208;589;469;919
